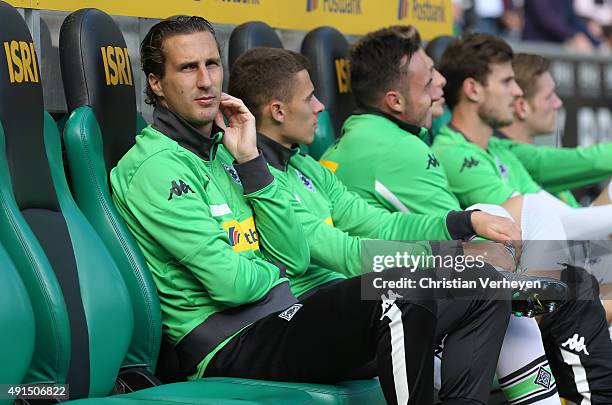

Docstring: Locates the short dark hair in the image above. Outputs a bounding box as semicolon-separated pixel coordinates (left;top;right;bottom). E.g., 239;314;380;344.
141;15;220;106
512;53;551;100
389;24;422;43
228;47;309;123
349;26;420;108
438;32;514;110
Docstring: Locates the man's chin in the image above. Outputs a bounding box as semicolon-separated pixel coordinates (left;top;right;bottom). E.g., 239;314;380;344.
488;117;514;129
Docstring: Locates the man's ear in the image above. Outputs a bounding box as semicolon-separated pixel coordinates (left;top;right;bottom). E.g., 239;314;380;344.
269;100;285;123
148;73;164;99
463;77;481;103
513;97;529;120
383;90;404;114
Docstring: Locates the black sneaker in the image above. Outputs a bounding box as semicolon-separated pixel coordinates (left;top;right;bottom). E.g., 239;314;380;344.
499;272;568;318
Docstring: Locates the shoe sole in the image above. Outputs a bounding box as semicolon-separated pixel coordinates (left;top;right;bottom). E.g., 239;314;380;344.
511;278;568;318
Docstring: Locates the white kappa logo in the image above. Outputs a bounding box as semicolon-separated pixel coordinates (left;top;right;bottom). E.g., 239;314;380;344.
380;289;403;320
278;304;303;321
561;333;590;355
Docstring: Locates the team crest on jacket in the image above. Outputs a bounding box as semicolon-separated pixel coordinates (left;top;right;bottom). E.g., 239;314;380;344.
223;163;242;184
495;158;509;182
295;169;315;192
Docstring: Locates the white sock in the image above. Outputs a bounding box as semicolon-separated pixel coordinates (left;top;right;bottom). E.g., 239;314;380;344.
497;317;560;404
434;318;561;404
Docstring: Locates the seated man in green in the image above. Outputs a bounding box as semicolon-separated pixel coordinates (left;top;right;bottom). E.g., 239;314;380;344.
431;32;612;404
498;53;612;234
498;52;612;322
320;26;572;405
501;53;612;209
228;45;565;405
110;15;442;405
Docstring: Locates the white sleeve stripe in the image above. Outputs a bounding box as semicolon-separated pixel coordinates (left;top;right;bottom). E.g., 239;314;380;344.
375;180;410;213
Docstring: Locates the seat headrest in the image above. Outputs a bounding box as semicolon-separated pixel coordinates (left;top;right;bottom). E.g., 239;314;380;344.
228;21;283;70
425;35;455;68
301;27;355;138
59;8;136;172
0;1;56;209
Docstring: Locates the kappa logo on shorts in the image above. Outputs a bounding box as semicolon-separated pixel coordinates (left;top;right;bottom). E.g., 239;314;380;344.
295;169;315;192
278;304;303;321
223;163;242;184
562;333;590;355
380;289;403;320
168;179;195;200
534;366;552;389
459;157;479;172
426;154;440;170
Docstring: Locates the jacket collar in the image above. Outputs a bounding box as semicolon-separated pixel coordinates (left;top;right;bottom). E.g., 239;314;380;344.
152;105;224;161
351;107;427;140
493;129;509;139
447;123;499;151
256;132;300;171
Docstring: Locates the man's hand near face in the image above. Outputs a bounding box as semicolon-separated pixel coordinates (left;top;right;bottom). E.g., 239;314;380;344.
216;93;259;164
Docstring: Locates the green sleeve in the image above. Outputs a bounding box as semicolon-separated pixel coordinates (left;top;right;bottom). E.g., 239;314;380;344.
125;154;288;307
244;181;310;278
435;146;515;208
290;199;363;277
291;199;432;277
317;160;452;241
508;141;612;194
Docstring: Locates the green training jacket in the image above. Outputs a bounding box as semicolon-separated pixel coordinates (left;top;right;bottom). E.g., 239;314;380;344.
111;106;309;376
259;134;472;297
321;111;463;215
432;125;541;208
494;133;612;207
501;137;612;195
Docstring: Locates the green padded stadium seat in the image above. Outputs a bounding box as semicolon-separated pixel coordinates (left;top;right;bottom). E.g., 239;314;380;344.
309;110;336;160
201;378;385;405
228;21;283;70
60;9;163;384
0;246;35;405
0;3;318;404
301;27;355;144
227;22;335;159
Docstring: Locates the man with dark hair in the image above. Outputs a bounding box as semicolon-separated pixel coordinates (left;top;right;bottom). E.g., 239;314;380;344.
228;46;569;405
431;33;612;404
322;27;570;404
110;15;444;405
